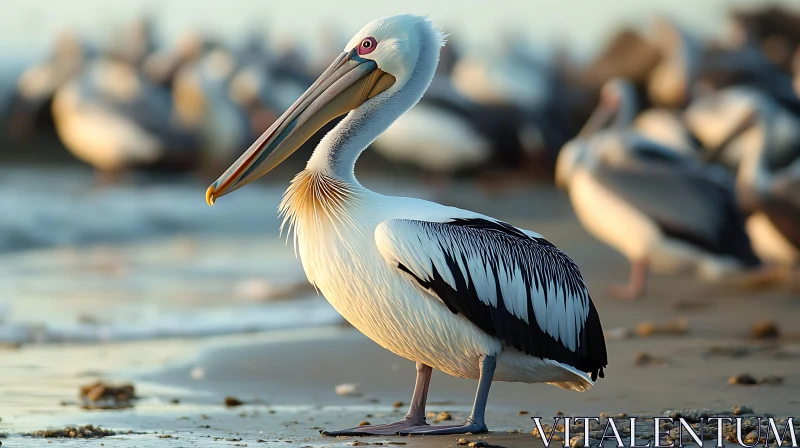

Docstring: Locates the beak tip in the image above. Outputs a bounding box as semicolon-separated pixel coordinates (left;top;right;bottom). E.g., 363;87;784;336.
205;184;217;206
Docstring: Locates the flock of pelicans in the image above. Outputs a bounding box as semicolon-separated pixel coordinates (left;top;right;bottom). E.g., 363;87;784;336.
1;6;798;437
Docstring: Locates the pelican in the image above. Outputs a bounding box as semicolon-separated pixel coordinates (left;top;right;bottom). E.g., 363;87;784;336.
574;78;701;169
556;132;761;300
52;59;195;181
206;15;607;435
596;78;702;158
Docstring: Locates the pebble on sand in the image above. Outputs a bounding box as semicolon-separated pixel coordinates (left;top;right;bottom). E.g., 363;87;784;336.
751;320;780;340
729;374;783;385
224;396;244;407
457;438;469;445
392;401;404;408
468;441;488;447
733;405;754;415
358;421;371;426
434;411;452;423
518;410;530;415
335;383;361;396
79;381;136;410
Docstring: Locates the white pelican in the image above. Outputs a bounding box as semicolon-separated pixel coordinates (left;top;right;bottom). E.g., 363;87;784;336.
51;59;195;181
206;15;607;435
557;83;760;299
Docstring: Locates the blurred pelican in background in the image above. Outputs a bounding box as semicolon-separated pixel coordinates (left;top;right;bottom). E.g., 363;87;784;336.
556;85;760;299
572;78;701;168
10;30;89;137
51;58;196;183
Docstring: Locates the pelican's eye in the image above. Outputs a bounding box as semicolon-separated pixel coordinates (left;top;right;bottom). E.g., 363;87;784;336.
358;37;378;56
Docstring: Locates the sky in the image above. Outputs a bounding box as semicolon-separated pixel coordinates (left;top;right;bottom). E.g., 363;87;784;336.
0;0;797;70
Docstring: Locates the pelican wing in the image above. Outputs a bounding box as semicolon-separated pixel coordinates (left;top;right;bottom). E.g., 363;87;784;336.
375;217;607;380
593;164;761;266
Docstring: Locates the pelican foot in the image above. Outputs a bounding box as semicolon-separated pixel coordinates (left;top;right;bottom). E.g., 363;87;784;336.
397;421;488;435
321;418;427;436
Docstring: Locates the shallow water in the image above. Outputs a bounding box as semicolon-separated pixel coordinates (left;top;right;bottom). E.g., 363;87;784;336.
0;236;346;344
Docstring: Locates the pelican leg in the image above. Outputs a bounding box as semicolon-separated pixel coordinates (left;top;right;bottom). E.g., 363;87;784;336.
397;354;495;436
321;363;432;436
609;259;648;300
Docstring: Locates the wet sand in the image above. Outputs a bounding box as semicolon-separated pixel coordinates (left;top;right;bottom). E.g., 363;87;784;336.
1;181;799;447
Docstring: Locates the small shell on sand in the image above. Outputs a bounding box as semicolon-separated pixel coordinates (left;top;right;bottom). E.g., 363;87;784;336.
468;441;488;447
635;318;688;337
224;396;244;407
358;421;371;426
733;405;753;415
518;410;529;415
457;438;469;445
335;383;361;396
392;401;404;408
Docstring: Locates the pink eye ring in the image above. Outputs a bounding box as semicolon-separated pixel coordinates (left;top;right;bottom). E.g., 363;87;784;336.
358;37;377;55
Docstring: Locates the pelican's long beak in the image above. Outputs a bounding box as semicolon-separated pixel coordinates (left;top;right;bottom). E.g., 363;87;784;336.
205;49;395;205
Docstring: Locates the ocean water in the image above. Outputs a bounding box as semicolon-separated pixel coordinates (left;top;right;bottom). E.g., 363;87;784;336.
0;166;435;345
0;166;282;252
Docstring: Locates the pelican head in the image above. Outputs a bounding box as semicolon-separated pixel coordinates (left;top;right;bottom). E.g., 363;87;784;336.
206;15;444;205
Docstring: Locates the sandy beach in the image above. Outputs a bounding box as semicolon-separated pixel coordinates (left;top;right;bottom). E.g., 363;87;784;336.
1;179;798;447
